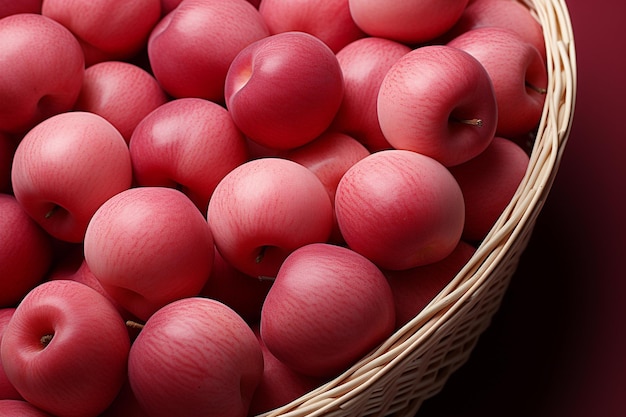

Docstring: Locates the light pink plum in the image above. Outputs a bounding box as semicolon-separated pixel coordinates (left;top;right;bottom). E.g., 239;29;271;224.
0;308;21;400
445;0;546;60
0;13;84;134
335;149;465;270
260;243;396;378
249;326;326;415
129;98;249;213
0;280;130;417
11;111;132;243
0;133;17;193
0;0;42;18
259;0;366;53
0;194;53;308
42;0;161;66
148;0;269;102
448;136;530;242
74;61;168;143
377;45;498;167
207;157;333;279
448;27;548;137
128;297;264;417
331;36;411;152
384;240;476;328
284;131;370;243
200;247;273;324
224;31;344;150
0;400;54;417
348;0;469;44
84;187;214;321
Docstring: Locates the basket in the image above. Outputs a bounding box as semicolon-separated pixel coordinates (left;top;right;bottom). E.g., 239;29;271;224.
257;0;577;416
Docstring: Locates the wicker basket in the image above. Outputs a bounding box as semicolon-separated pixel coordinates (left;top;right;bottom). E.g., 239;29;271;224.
258;0;577;416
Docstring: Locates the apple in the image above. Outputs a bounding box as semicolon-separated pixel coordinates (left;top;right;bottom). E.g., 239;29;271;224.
335;149;465;270
0;400;54;417
348;0;469;44
384;240;477;328
42;0;161;66
444;0;546;60
331;36;411;152
0;280;130;417
128;297;264;417
248;326;327;415
260;243;396;378
448;136;530;242
99;378;149;417
207;157;333;279
224;31;345;150
84;187;214;321
74;60;168;143
377;44;498;167
11;111;132;243
0;194;53;308
0;13;84;134
148;0;270;102
0;308;21;400
284;131;370;242
200;247;273;324
259;0;366;53
129;97;249;212
0;0;42;18
447;26;548;137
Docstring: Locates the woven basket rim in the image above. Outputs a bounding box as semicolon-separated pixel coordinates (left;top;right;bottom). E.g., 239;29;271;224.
258;0;577;415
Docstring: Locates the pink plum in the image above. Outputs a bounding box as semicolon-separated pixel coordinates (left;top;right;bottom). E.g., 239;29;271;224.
129;97;249;213
11;111;132;243
0;13;84;134
335;149;465;270
148;0;270;101
224;31;344;150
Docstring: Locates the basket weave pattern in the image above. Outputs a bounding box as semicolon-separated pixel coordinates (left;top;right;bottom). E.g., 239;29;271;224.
259;0;577;415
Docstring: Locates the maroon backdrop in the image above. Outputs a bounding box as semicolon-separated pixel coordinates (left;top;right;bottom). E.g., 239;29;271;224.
417;1;626;416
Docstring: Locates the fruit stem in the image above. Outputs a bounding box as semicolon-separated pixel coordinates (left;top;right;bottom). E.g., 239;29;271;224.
126;320;145;330
258;276;276;282
255;246;267;264
40;334;53;347
455;118;484;127
526;81;548;94
44;205;59;219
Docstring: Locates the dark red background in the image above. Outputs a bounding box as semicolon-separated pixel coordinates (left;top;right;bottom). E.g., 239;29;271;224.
417;1;626;416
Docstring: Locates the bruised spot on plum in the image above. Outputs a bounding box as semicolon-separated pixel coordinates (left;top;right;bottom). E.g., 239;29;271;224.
40;333;54;348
